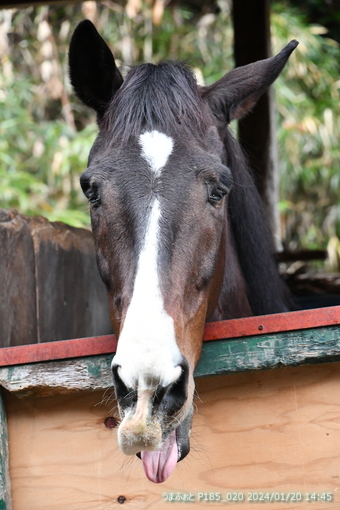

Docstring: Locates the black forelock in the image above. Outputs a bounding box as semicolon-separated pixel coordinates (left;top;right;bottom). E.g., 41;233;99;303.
103;61;210;141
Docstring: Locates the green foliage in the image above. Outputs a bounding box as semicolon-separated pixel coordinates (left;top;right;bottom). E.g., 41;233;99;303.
0;7;97;226
288;0;340;45
272;5;340;248
0;76;96;226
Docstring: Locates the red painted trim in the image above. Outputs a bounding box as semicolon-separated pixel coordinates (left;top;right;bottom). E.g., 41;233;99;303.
0;306;339;367
0;335;117;367
203;305;340;341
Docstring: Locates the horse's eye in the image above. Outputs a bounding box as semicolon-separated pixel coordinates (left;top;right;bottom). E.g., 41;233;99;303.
80;177;101;207
208;186;228;206
88;191;101;206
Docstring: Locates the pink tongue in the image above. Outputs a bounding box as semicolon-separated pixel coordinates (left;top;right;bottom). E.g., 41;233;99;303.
141;431;178;483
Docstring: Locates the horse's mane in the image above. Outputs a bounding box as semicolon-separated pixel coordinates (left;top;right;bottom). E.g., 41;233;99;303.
104;61;209;141
224;131;291;314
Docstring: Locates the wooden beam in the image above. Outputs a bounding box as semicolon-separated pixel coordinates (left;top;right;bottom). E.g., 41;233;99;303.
0;306;339;368
0;390;12;510
0;335;117;367
197;324;340;377
203;305;340;340
232;0;280;243
1;307;340;397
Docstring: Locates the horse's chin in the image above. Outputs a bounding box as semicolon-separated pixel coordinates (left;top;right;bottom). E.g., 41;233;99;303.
138;412;192;484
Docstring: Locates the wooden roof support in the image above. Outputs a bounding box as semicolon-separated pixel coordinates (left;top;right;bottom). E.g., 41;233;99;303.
233;0;281;246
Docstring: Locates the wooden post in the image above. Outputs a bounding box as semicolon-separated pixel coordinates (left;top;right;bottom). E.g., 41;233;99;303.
233;0;281;246
0;390;11;510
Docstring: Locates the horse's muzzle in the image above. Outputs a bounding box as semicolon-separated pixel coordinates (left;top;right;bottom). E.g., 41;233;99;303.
111;357;192;481
111;357;190;416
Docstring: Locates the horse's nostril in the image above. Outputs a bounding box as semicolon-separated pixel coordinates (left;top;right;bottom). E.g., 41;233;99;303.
157;358;189;415
112;364;136;408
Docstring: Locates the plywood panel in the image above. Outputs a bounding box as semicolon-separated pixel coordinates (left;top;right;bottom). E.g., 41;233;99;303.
6;363;340;509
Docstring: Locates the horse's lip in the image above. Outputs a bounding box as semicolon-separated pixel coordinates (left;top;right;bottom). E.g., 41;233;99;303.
136;425;190;463
136;429;180;461
136;407;193;464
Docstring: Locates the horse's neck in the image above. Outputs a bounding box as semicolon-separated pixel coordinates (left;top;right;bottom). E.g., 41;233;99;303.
206;220;253;322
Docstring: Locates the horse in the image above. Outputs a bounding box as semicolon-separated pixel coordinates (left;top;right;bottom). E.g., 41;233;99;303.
68;20;297;484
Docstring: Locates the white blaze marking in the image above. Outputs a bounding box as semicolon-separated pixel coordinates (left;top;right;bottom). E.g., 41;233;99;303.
139;130;173;175
112;131;182;392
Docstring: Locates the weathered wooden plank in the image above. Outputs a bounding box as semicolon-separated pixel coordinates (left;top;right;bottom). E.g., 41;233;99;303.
0;356;113;398
1;324;340;397
28;215;113;343
0;390;11;510
0;307;339;368
195;324;340;377
0;210;37;347
204;305;340;340
0;336;117;367
0;210;113;347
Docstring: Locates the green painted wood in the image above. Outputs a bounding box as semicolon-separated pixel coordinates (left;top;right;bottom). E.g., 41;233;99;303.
0;355;114;398
0;391;11;509
0;325;340;397
195;324;340;377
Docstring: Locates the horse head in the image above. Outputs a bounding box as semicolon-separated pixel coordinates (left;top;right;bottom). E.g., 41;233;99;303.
69;20;297;483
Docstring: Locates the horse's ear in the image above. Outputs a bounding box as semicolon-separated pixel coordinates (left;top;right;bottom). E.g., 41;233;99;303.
201;40;298;123
69;20;123;115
